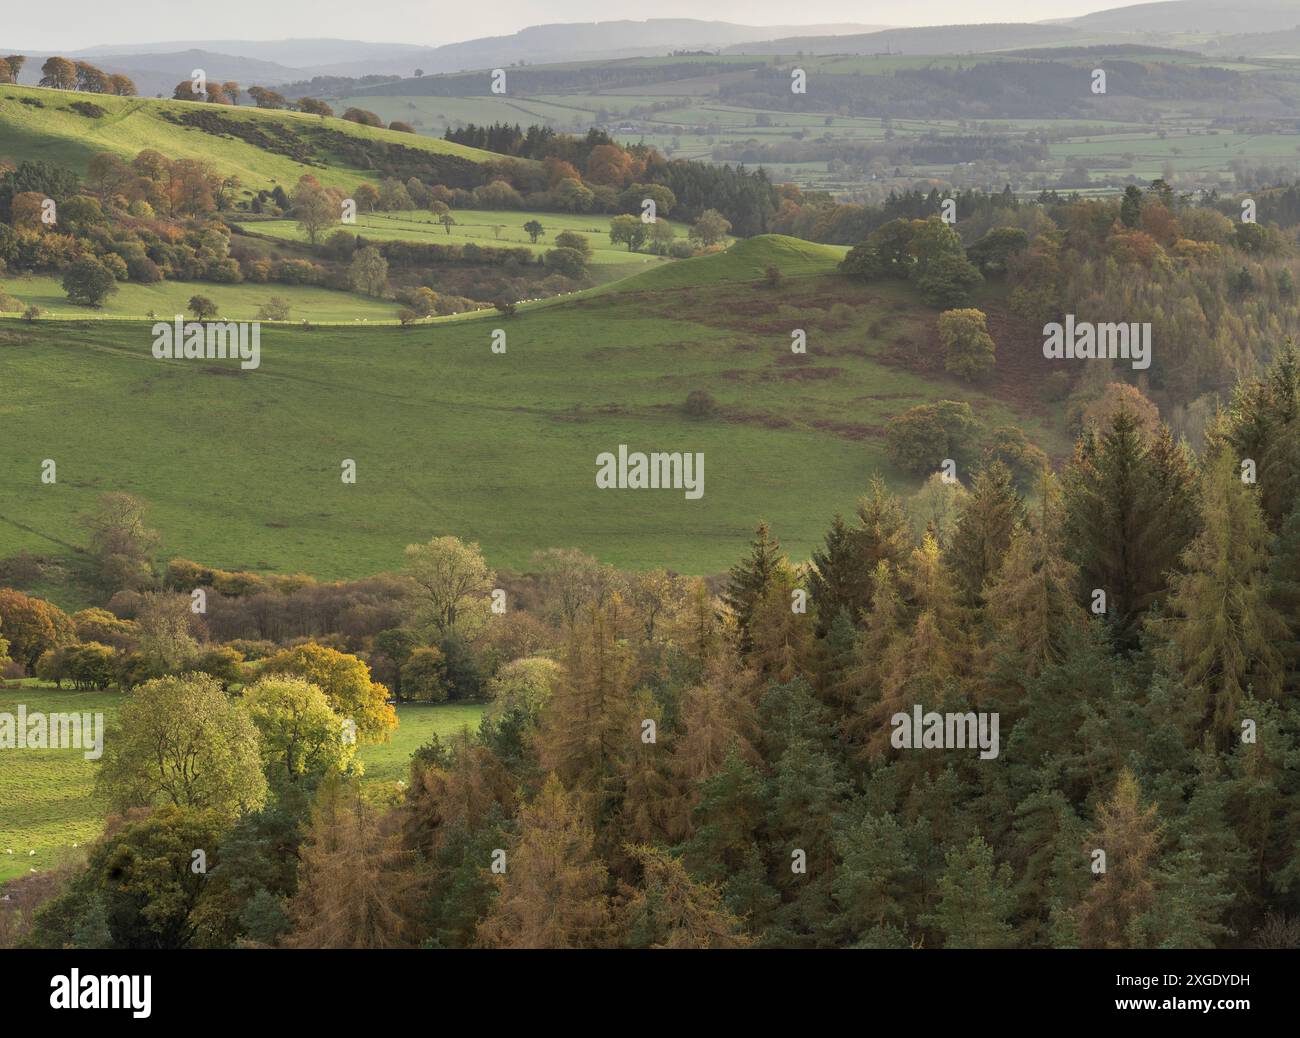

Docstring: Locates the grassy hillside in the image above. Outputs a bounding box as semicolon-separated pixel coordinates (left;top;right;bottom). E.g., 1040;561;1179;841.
0;275;401;322
0;236;1067;587
0;684;483;881
0;83;504;194
236;207;701;272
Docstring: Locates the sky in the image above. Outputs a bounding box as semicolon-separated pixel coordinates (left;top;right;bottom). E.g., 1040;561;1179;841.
7;1;1122;51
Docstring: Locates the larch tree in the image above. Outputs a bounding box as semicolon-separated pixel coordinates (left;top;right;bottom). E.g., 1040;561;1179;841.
475;774;611;949
1162;449;1286;746
618;845;753;948
285;781;420;948
1074;769;1164;949
538;598;637;820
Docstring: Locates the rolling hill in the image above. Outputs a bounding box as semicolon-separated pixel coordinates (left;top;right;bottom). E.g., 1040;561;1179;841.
0;236;1067;592
0;83;504;195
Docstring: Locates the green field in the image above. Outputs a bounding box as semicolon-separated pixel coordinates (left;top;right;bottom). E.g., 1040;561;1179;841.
237;207;699;271
0;236;1067;588
0;84;504;195
0;685;484;883
0;275;402;322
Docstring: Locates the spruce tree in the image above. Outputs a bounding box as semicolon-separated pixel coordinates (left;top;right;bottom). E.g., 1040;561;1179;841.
723;522;784;653
1064;411;1197;649
948;460;1026;608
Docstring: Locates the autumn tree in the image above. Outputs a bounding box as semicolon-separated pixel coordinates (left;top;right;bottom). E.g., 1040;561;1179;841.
39;56;75;89
261;643;396;743
690;209;731;247
95;673;268;817
938;307;996;380
285;780;420;948
0;588;75;673
1162;449;1286;744
348;245;388;296
290;175;338;244
1074;769;1163;949
618;845;753;948
475;774;611;948
80;491;159;592
538;598;637;819
243;676;356;785
403;535;494;638
608;214;647;252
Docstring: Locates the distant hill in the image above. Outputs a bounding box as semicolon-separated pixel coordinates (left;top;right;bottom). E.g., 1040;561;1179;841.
13;23;891;89
374;20;890;77
64;50;304;97
1200;27;1300;57
74;38;432;67
723;23;1099;56
1064;0;1300;34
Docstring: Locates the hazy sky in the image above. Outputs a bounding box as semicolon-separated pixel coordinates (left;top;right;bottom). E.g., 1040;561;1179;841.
9;1;1120;52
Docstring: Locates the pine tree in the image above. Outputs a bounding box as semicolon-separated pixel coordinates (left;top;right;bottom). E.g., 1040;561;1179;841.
922;836;1016;948
475;774;611;948
1163;450;1286;746
948;461;1026;608
1010;784;1088;948
677;745;778;926
831;810;917;947
765;736;850;947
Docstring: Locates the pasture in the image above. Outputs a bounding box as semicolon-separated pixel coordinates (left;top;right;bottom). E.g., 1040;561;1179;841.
0;685;485;882
0;236;1068;589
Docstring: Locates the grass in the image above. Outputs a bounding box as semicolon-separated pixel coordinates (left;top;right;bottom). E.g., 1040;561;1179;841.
236;207;701;270
0;685;483;883
0;84;504;195
358;702;486;784
0;235;1067;587
0;276;401;322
